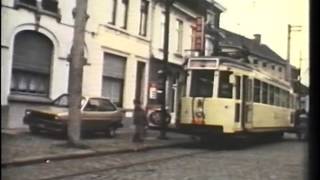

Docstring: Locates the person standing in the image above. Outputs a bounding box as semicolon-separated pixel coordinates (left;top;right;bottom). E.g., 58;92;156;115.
132;99;147;146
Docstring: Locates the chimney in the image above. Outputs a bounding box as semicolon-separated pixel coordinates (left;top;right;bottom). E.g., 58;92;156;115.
253;34;261;44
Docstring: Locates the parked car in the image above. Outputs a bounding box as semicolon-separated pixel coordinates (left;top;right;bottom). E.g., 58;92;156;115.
23;94;123;137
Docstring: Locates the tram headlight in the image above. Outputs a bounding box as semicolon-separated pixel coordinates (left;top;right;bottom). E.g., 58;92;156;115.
195;111;202;118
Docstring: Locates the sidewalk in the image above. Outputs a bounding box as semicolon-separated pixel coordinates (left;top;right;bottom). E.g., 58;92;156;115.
1;127;193;167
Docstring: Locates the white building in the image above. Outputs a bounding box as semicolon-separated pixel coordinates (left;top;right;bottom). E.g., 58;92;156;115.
1;0;99;128
1;0;224;129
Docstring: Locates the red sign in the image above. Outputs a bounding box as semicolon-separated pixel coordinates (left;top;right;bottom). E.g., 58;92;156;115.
192;17;204;51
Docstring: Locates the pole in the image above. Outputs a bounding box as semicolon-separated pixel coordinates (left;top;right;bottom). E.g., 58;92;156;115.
159;0;174;139
68;0;88;145
298;51;302;110
287;24;291;83
286;24;302;84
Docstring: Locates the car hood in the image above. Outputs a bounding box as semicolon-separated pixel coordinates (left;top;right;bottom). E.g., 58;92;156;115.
27;106;69;116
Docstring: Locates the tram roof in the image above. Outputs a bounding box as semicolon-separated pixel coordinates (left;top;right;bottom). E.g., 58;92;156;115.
187;56;292;89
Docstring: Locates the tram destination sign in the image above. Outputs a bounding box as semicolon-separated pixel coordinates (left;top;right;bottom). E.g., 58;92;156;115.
188;59;219;69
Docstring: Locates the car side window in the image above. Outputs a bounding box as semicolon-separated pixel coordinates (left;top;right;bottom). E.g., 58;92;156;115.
84;98;116;112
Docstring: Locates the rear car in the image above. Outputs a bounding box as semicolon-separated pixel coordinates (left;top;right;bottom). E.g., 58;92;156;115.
23;94;123;137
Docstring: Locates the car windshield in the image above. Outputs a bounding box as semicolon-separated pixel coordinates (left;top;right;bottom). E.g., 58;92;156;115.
52;94;86;107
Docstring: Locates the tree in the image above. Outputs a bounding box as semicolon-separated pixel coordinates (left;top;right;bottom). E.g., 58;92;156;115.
67;0;88;145
158;0;175;140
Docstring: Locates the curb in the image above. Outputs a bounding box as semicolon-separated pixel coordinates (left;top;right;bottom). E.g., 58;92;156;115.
1;141;191;168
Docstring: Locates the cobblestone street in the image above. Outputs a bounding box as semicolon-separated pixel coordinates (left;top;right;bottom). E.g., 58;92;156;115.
2;134;307;180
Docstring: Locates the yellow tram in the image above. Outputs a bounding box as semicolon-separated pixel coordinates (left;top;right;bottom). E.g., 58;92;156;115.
178;56;297;136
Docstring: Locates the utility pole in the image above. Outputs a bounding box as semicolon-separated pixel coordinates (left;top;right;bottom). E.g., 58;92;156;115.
68;0;88;145
298;51;303;110
286;24;301;84
158;0;175;140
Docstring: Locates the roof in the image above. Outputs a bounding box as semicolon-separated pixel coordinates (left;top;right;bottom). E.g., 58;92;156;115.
217;28;287;64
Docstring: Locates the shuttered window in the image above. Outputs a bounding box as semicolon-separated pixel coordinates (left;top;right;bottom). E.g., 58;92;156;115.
11;30;53;96
102;53;126;107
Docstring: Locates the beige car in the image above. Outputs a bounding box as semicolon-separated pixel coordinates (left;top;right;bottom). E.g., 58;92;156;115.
23;94;123;137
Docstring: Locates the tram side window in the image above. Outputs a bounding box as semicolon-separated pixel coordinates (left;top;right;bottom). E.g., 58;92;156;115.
253;79;261;103
280;89;286;107
235;76;241;100
190;70;214;97
262;82;268;104
218;71;233;98
274;87;280;106
285;91;289;108
269;85;274;105
289;94;292;108
290;94;294;108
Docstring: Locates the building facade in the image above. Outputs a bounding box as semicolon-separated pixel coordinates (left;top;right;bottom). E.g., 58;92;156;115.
1;0;224;129
1;0;100;128
147;0;225;125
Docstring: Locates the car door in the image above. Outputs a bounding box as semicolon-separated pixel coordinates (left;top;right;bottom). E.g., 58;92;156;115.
82;98;121;124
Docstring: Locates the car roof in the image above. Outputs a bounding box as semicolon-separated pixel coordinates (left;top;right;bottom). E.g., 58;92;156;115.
83;95;111;100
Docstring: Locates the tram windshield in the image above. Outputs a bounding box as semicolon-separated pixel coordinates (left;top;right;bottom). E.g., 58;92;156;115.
190;70;215;97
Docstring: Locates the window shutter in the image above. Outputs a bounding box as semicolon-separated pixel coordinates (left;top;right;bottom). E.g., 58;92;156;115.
13;30;53;74
103;53;126;79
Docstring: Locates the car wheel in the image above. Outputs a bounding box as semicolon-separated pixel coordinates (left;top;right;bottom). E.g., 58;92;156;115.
149;111;171;126
29;126;41;134
106;127;116;138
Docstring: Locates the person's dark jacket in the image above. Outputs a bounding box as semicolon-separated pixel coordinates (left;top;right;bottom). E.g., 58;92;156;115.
133;107;147;126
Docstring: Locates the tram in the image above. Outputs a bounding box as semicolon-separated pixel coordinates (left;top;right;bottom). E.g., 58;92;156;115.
177;56;297;137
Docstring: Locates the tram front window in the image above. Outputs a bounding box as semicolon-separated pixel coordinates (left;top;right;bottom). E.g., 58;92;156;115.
190;70;214;97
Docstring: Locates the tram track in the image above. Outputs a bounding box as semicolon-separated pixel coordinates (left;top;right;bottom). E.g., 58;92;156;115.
36;149;209;180
2;136;294;180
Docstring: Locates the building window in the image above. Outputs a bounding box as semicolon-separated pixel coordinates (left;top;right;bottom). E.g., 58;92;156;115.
41;0;58;13
139;0;149;36
253;59;258;65
119;0;129;29
160;12;165;49
278;67;282;72
15;0;59;15
253;79;261;103
102;53;126;107
204;38;214;56
262;62;267;67
11;30;53;96
18;0;37;6
175;19;183;54
271;65;275;70
107;0;117;25
206;11;215;28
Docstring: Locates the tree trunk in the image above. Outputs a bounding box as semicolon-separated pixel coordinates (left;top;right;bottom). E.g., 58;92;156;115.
68;0;88;145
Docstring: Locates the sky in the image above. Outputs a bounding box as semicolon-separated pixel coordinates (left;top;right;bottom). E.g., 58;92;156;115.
215;0;309;86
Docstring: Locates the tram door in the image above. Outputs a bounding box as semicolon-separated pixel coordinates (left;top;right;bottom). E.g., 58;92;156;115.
241;76;253;129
